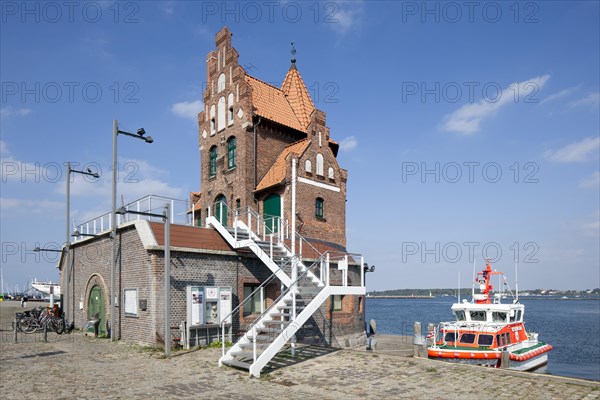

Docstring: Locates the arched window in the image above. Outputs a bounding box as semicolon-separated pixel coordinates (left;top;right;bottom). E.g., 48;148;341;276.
227;137;236;169
210;105;216;135
215;194;227;226
217;73;226;93
328;167;334;179
315;197;324;219
217;96;226;131
209;146;217;177
227;93;234;125
316;154;324;176
305;160;312;173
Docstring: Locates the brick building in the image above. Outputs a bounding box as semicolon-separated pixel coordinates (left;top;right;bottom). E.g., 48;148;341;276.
193;27;347;248
59;27;366;375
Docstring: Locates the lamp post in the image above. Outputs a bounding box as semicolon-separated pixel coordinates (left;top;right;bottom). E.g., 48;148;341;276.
116;204;171;356
111;120;153;341
66;162;99;325
33;246;65;309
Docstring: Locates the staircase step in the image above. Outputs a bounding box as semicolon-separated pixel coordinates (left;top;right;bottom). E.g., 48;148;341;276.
230;350;259;359
221;359;251;370
239;342;271;350
262;319;290;326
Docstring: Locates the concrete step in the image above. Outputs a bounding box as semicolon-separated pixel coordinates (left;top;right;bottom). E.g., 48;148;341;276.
230;350;260;359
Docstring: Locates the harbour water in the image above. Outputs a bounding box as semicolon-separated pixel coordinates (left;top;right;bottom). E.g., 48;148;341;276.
366;297;600;381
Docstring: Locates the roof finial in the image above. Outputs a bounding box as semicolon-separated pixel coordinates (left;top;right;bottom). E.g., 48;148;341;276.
290;41;297;68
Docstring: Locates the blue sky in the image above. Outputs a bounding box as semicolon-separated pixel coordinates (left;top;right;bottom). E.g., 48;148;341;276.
1;1;598;292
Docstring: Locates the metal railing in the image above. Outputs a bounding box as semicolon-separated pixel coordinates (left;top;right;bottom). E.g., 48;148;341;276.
72;195;191;241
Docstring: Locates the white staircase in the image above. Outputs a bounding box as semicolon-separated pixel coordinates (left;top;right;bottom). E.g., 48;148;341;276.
208;205;365;377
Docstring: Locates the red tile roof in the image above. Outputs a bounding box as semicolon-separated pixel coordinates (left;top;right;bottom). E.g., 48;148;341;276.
245;75;305;132
255;139;310;192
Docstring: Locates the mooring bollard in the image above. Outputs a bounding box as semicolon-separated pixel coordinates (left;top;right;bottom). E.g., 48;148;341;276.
43;323;48;343
413;322;426;358
501;349;510;369
13;319;18;344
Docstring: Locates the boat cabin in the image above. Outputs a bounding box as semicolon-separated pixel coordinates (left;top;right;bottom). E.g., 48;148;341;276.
451;302;524;324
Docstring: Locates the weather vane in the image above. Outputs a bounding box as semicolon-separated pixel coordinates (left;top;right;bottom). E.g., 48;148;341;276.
291;41;296;65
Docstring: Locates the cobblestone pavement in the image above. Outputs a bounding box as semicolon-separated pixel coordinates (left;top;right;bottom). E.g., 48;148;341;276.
1;333;598;400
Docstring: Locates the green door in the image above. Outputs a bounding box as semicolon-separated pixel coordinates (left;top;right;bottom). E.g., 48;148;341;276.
263;193;281;233
215;195;227;227
88;285;106;335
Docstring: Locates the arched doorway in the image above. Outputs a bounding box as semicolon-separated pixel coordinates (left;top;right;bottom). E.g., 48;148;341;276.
88;285;106;335
263;193;281;233
215;194;227;226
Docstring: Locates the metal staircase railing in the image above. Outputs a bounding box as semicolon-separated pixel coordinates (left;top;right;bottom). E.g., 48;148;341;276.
207;201;366;376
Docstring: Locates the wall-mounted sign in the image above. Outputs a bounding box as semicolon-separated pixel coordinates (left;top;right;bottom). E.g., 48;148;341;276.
187;286;232;326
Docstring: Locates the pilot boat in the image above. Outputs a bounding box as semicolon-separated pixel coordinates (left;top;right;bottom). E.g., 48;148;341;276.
428;260;552;371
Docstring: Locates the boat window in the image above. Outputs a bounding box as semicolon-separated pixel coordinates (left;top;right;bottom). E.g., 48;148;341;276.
454;310;466;321
510;311;517;322
460;333;476;344
497;334;503;346
478;334;494;346
517;310;522;321
505;333;511;345
492;312;507;323
444;332;456;342
470;311;486;321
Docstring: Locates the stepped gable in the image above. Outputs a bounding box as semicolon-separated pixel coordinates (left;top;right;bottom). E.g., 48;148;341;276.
255;139;310;192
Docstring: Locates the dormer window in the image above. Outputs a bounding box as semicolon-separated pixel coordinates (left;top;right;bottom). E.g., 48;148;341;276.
305;160;312;174
316;154;324;176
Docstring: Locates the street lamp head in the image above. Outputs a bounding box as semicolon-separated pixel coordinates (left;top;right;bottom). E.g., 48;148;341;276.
145;136;154;144
116;206;127;215
137;128;146;136
34;246;41;252
86;168;100;179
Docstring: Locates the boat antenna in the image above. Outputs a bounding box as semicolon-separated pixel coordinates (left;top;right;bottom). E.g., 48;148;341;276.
515;261;519;303
457;271;461;303
471;260;475;301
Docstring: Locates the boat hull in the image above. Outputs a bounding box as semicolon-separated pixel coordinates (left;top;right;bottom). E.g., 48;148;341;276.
428;344;552;372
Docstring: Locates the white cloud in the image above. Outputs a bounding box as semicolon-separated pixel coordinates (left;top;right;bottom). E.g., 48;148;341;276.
0;106;32;118
171;100;202;120
582;210;600;237
568;92;600;109
541;85;579;103
441;75;550;135
0;197;63;214
340;136;358;151
545;137;600;163
329;1;364;35
580;171;600;188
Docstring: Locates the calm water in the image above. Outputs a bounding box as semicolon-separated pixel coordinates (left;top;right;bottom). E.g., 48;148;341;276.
366;297;600;381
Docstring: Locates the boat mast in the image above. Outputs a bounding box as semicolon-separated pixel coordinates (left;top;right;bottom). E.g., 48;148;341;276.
457;271;460;303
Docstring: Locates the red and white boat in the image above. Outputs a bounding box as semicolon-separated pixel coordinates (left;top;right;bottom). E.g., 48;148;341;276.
428;260;552;371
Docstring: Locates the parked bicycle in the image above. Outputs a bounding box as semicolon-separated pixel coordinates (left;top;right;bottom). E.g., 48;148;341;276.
15;306;65;334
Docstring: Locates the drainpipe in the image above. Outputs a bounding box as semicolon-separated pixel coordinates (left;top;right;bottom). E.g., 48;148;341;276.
252;116;261;204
